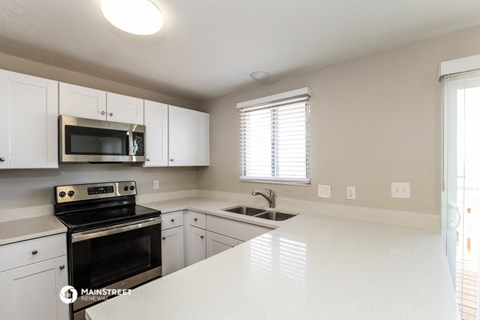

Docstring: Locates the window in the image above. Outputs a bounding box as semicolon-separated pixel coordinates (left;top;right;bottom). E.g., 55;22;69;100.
238;88;311;184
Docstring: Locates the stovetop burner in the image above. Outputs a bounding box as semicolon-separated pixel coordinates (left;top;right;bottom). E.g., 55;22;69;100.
56;204;160;232
54;181;161;232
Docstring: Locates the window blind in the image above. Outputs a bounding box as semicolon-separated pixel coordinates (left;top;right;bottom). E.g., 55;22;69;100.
239;89;311;184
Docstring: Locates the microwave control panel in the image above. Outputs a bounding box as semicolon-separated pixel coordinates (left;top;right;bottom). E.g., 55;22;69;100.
132;132;145;156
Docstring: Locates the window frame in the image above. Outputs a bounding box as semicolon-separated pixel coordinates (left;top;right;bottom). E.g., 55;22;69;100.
237;87;311;185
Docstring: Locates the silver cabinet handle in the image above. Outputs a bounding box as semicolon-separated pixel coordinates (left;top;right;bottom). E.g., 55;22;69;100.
101;111;106;115
31;250;38;255
194;218;198;222
59;265;65;270
0;157;5;162
200;235;204;239
109;112;113;117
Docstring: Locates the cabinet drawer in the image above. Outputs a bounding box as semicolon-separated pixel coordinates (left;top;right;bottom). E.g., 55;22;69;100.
206;216;272;242
187;211;206;229
161;211;184;230
0;233;67;272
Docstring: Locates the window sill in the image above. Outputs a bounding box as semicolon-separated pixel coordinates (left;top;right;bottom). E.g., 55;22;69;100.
239;177;311;186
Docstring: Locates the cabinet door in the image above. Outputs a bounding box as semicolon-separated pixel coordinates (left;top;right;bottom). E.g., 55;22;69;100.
168;106;209;166
0;70;58;169
161;226;185;276
0;70;11;169
144;100;168;167
0;256;69;320
207;215;272;242
206;231;239;258
186;226;206;267
59;82;107;120
107;92;144;125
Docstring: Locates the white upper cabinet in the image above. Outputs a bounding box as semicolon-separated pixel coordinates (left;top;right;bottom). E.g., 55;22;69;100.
106;92;144;125
59;82;106;120
144;100;168;167
144;104;209;167
0;70;58;169
168;106;209;166
59;83;144;124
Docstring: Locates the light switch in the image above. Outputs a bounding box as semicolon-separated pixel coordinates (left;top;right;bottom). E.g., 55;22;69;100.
318;184;331;198
153;180;159;189
391;182;410;198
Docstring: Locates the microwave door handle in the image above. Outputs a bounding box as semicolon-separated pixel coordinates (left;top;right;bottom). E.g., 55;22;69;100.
72;217;161;243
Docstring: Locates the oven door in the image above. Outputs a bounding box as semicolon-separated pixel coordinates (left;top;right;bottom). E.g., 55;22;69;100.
70;217;161;312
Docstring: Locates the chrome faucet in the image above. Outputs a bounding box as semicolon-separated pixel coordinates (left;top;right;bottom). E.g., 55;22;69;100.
251;189;276;208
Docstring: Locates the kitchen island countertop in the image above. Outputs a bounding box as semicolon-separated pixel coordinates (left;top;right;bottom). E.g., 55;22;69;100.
87;197;458;320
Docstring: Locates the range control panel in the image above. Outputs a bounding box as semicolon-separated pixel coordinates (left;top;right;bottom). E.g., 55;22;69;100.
55;181;136;203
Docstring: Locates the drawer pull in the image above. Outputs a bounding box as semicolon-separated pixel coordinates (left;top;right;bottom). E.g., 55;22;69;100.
31;250;38;255
162;237;166;240
200;235;204;239
194;218;198;222
171;219;174;223
59;265;65;270
109;112;114;117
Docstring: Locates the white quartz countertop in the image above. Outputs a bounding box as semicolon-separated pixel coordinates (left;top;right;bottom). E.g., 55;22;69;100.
0;214;67;246
87;197;458;320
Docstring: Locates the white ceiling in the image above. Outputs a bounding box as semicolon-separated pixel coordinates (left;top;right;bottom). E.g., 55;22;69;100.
0;0;480;101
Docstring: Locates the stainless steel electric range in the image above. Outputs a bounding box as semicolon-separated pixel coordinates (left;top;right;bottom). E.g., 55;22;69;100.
54;181;162;320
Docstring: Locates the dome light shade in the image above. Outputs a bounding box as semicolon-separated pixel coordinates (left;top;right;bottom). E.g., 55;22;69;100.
101;0;164;35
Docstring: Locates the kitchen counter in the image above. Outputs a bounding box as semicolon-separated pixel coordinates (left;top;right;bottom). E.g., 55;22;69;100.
0;214;67;246
87;197;458;320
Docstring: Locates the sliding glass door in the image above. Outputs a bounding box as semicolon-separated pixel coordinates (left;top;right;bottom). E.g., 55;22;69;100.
443;70;480;320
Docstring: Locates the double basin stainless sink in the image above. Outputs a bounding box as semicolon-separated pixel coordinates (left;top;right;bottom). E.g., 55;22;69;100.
222;205;296;221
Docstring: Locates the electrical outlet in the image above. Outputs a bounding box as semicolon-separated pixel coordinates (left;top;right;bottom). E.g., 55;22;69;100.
347;186;356;200
153;180;159;189
391;182;410;198
318;184;331;198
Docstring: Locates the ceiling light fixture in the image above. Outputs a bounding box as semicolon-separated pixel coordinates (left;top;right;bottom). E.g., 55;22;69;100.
101;0;164;35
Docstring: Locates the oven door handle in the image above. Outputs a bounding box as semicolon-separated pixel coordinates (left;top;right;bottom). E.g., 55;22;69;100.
72;217;161;243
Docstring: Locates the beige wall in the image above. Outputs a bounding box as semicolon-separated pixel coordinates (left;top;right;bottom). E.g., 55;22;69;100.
0;165;197;210
197;25;480;215
0;52;200;210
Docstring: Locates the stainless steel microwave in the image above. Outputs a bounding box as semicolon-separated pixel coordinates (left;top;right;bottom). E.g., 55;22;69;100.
59;115;145;163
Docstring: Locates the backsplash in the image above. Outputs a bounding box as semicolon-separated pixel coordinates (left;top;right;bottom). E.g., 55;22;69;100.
0;164;198;210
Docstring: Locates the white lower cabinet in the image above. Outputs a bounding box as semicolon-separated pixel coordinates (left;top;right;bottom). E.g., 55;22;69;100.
186;226;206;266
163;210;273;271
206;215;272;242
0;234;68;320
206;231;240;258
161;212;185;276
